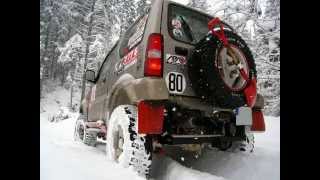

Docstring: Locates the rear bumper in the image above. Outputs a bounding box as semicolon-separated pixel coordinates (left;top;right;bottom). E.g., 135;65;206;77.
128;77;169;102
159;134;246;145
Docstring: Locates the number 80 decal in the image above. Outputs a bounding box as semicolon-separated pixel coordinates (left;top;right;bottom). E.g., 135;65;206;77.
165;72;186;94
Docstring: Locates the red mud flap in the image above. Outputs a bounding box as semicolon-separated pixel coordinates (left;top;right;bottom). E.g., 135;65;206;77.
138;101;164;134
251;109;265;132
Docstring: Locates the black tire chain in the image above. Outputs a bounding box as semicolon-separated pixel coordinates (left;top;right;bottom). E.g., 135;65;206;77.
189;30;257;109
76;114;97;147
124;106;152;178
74;115;85;141
83;131;97;147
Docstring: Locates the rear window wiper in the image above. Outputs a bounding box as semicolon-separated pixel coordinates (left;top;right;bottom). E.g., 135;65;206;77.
178;16;194;42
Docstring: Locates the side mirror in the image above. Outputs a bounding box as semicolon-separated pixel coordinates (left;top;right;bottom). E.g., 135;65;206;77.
85;70;95;82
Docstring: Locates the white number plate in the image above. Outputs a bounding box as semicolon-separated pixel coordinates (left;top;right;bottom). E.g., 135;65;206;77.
236;107;252;125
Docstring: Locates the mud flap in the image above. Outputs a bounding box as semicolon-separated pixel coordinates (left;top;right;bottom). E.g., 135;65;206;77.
138;101;164;134
251;110;265;132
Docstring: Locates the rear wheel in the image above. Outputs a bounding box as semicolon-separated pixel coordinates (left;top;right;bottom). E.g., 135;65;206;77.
74;115;85;141
83;130;97;147
217;139;233;151
106;105;152;178
74;115;97;146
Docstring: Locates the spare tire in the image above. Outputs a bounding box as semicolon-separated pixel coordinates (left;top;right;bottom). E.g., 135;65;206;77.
188;30;257;109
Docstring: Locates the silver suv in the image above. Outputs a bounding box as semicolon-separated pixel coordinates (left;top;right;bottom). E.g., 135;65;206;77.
74;0;266;178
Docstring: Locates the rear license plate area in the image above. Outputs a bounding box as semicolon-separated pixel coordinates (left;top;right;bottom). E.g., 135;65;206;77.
235;107;252;125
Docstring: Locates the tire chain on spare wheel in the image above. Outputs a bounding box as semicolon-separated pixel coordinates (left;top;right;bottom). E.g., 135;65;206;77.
188;30;257;109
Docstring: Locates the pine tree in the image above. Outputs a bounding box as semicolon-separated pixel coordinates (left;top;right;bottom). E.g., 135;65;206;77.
58;33;85;107
136;0;150;16
69;0;107;102
188;0;210;12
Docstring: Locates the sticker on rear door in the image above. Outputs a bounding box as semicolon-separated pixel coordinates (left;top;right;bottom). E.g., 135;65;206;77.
165;72;186;94
166;54;187;65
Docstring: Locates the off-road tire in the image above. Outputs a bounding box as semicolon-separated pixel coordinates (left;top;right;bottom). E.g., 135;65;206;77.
107;105;152;178
74;115;85;141
74;114;97;147
189;30;257;109
225;125;255;152
83;131;97;147
217;139;233;151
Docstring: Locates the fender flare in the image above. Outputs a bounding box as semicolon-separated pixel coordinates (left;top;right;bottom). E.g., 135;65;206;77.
106;74;169;120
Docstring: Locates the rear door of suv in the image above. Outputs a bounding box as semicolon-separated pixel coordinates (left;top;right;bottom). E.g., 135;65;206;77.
161;1;214;97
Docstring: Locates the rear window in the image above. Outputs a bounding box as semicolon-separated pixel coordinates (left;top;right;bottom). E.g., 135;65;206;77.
119;14;149;58
168;4;211;44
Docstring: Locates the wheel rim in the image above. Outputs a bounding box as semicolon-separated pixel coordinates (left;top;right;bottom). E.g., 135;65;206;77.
217;45;249;91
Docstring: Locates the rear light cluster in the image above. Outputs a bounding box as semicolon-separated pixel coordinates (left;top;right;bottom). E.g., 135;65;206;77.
243;77;257;108
144;33;163;77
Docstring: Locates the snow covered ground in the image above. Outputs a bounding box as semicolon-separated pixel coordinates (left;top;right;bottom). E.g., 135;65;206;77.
40;87;279;180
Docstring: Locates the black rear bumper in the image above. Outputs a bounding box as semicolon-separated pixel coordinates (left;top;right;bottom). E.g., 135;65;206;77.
159;134;246;145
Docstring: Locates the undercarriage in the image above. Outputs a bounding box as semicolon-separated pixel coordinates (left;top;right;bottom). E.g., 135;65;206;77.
154;102;249;151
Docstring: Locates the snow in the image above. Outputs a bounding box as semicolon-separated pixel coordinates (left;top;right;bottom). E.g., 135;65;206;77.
171;0;189;5
40;86;70;118
40;87;279;180
58;34;84;63
190;117;280;180
152;155;225;180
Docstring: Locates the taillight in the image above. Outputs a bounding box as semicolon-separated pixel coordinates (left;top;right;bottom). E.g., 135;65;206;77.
244;77;257;108
144;33;163;77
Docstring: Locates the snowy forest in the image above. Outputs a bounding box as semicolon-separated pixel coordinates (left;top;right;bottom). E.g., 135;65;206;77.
40;0;280;116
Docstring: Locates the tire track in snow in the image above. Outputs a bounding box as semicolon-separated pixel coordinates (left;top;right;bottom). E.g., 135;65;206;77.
151;155;225;180
41;112;278;180
41;114;224;180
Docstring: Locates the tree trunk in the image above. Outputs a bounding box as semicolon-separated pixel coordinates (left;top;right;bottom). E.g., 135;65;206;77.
70;84;73;108
40;16;52;101
80;40;91;103
60;65;66;86
40;16;52;66
40;78;43;100
80;0;96;102
50;30;59;80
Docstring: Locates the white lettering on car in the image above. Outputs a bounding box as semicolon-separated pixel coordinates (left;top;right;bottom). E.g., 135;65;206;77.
115;47;138;73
